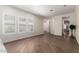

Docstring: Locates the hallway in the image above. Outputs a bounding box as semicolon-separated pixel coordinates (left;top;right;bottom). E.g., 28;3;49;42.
4;34;79;53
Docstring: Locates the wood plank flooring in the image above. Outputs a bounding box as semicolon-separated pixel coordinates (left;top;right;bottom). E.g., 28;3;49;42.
4;34;79;53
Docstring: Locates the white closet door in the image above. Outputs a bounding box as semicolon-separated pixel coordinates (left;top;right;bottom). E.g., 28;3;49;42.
52;16;62;36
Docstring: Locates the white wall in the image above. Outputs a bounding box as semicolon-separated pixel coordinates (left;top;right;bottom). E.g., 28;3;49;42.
75;6;79;44
50;16;62;36
50;12;76;36
0;6;44;43
0;39;7;53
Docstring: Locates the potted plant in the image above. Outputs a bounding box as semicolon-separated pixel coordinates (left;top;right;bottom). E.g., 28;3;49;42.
69;24;76;38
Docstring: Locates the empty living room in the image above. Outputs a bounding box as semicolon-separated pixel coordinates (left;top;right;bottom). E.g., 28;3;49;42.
0;5;79;53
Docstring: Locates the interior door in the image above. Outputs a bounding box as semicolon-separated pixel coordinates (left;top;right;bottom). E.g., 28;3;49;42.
52;16;62;36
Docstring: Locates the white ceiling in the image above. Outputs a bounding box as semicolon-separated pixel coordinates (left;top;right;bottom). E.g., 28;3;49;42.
13;5;75;18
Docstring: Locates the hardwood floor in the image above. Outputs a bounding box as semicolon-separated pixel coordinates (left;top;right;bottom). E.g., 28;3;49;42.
4;34;79;53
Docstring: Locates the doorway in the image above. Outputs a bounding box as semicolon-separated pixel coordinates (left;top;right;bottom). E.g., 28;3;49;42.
62;16;70;38
43;19;50;34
